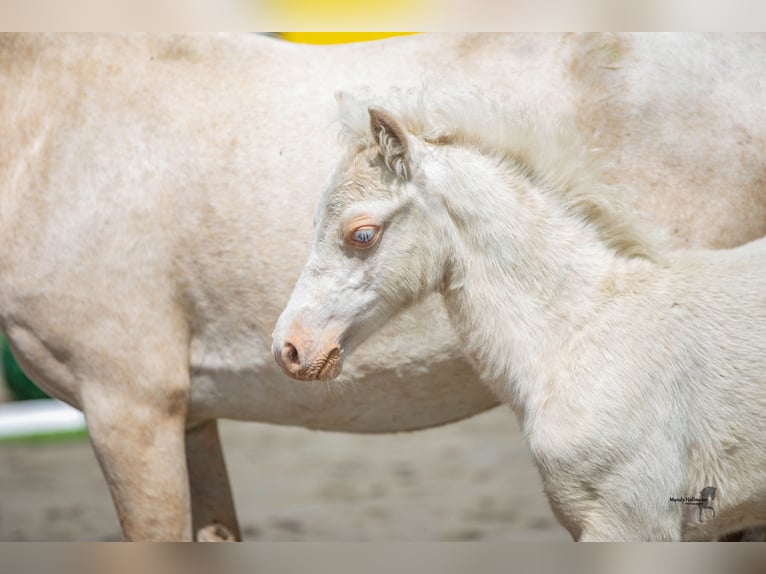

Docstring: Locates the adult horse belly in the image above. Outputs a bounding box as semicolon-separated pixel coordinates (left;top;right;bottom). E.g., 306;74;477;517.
187;294;495;432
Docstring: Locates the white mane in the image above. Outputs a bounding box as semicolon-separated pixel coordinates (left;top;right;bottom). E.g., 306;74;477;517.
338;87;665;261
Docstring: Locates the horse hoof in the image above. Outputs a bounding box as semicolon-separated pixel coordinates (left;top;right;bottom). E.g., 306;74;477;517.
196;523;238;542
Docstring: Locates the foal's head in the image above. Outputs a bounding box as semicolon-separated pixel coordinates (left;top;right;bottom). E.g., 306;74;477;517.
272;98;453;381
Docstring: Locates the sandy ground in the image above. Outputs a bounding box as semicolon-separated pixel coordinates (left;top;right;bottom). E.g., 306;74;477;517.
0;406;570;541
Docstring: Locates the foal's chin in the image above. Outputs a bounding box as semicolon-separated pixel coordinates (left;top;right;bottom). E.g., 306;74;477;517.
315;351;344;381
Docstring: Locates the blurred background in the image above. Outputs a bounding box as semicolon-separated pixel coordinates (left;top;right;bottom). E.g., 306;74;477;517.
3;0;765;31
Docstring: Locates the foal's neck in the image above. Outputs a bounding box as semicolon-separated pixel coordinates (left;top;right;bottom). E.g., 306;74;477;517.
434;147;646;417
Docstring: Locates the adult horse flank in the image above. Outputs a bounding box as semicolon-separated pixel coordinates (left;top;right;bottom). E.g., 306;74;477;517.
2;33;766;541
272;88;766;541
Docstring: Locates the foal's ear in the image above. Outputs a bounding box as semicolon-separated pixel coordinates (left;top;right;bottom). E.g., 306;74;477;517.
368;107;411;181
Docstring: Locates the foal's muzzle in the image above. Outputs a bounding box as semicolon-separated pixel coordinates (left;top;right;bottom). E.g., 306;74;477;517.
274;339;344;381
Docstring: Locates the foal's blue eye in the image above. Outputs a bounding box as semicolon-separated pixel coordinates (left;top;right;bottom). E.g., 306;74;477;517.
354;228;375;243
348;225;380;248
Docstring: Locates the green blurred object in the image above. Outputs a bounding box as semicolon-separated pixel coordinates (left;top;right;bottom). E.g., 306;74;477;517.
1;335;49;400
0;427;88;444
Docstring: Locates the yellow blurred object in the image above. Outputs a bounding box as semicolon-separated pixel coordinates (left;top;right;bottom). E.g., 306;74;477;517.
262;0;429;31
280;33;417;45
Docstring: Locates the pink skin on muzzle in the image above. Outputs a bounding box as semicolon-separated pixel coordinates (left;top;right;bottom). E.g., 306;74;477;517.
273;318;345;381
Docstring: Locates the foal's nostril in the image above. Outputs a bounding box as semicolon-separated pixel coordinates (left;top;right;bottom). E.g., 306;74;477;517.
283;342;300;367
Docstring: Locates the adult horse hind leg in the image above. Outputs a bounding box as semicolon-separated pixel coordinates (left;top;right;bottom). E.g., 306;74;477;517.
185;419;241;541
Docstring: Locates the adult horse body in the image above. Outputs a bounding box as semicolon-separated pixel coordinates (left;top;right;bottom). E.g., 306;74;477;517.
1;33;766;541
273;90;766;540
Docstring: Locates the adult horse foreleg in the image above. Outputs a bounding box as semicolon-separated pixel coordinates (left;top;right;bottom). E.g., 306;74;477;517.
185;419;241;541
80;353;193;541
